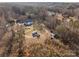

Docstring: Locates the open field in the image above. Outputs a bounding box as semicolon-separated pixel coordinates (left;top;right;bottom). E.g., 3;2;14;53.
0;3;79;57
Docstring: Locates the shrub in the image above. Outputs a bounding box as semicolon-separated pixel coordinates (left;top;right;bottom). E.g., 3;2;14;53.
55;24;79;56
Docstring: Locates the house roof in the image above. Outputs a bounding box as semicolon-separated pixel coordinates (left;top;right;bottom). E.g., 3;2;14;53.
16;18;32;23
24;19;32;22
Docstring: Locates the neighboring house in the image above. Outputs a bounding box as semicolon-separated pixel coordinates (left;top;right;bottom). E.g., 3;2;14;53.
63;17;78;23
47;11;55;16
69;17;78;22
65;18;71;23
55;13;64;21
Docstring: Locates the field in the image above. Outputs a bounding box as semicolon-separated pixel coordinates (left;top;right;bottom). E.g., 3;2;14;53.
0;3;79;57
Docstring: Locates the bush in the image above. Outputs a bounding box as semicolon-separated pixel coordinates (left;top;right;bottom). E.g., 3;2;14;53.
55;24;79;56
69;20;79;28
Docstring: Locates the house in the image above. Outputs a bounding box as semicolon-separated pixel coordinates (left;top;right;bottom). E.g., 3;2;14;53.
16;18;33;26
24;19;33;26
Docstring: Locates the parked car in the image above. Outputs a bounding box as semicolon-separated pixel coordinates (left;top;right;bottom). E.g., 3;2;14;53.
50;33;55;39
32;31;40;38
50;31;60;39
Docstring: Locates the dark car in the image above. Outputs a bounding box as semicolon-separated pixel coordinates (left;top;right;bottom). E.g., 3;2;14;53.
32;31;40;38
